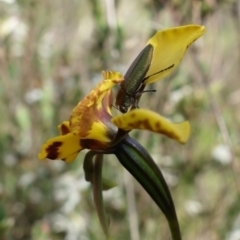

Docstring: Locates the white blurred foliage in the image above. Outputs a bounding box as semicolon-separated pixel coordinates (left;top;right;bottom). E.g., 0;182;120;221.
184;200;203;216
15;103;32;154
29;188;44;204
18;172;36;188
48;212;89;240
228;230;240;240
162;170;179;187
0;16;25;36
3;153;18;166
151;154;179;187
212;144;232;165
25;88;43;104
103;186;125;210
54;173;88;214
0;0;15;3
39;172;92;240
229;88;240;105
38;32;55;59
227;213;240;240
0;16;28;56
169;85;193;104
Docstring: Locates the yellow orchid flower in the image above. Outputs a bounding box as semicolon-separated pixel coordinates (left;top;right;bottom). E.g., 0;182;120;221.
38;71;190;163
39;25;205;163
38;72;122;163
38;25;206;240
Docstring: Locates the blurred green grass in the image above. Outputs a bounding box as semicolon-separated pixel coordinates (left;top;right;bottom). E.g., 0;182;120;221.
0;0;239;239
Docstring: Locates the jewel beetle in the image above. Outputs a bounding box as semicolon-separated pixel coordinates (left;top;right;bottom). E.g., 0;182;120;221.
115;44;154;113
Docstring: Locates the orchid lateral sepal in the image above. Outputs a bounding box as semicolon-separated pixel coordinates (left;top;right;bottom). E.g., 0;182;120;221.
92;154;110;240
112;109;190;144
83;152;111;240
83;150;117;190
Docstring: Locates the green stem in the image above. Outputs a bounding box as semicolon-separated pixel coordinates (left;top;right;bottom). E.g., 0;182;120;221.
116;136;182;240
168;217;182;240
92;154;110;240
83;151;95;183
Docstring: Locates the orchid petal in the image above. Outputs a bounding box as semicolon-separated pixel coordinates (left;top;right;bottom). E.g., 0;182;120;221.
58;121;70;135
101;71;123;115
145;25;206;84
102;70;123;80
38;133;82;162
112;109;190;144
70;77;123;143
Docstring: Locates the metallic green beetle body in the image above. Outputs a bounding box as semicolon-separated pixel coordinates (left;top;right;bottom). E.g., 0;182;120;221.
115;44;154;113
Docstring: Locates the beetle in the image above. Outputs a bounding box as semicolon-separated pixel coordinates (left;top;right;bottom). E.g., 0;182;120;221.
115;41;174;113
115;44;155;113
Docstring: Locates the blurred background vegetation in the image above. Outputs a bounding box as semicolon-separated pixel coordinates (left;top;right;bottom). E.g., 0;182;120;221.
0;0;239;239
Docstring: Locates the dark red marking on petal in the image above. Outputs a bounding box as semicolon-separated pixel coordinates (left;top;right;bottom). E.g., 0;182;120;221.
158;129;178;140
61;124;70;135
80;139;108;150
46;141;62;160
128;119;152;130
155;121;161;131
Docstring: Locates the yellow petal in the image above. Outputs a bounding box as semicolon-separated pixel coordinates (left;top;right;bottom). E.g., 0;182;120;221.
102;71;123;80
38;133;82;162
145;25;206;84
101;71;123;114
64;152;80;163
70;78;122;141
112;109;190;144
102;90;113;115
83;121;117;142
101;71;124;115
58;121;70;135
